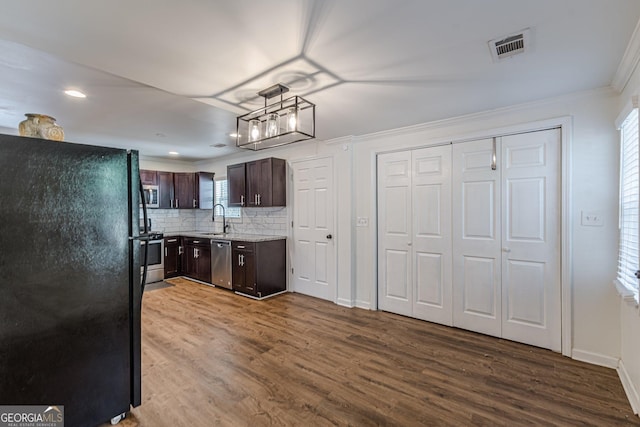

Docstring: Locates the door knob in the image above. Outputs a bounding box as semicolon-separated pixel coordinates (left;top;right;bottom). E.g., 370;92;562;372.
502;248;511;253
326;234;333;240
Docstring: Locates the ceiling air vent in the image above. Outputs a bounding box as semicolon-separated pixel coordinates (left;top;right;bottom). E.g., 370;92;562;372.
489;28;530;62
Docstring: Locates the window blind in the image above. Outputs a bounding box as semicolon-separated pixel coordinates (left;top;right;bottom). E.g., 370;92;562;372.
214;178;241;218
617;108;640;297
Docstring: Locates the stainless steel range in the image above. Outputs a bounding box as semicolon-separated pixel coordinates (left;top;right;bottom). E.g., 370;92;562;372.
140;222;164;283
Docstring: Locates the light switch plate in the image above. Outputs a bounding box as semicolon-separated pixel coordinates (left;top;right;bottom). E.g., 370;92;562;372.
581;211;604;227
357;217;369;227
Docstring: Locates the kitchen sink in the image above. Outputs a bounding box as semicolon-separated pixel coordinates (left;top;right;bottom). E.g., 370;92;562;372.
200;232;226;236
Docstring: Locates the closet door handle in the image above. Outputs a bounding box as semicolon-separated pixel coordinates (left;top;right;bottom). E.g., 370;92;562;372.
491;137;497;171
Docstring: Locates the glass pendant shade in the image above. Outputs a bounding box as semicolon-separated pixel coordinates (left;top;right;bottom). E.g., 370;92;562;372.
248;119;261;142
266;113;280;138
286;107;298;132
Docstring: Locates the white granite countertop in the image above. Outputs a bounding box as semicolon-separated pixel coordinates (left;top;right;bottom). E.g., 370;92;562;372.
164;231;286;242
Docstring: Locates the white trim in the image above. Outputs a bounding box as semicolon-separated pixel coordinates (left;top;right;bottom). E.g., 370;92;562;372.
616;95;640;129
572;349;619;369
618;359;640;415
356;300;371;310
371;116;573;357
560;117;573;357
613;18;640;93
337;298;355;308
615;279;640;308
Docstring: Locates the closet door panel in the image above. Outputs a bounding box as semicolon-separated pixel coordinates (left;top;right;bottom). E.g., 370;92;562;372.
378;152;413;316
412;145;452;325
453;139;502;337
501;129;561;352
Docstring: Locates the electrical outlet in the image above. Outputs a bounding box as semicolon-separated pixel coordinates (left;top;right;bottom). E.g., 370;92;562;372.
357;217;369;227
581;211;603;227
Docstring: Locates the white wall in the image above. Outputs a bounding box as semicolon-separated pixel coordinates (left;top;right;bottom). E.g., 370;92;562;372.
350;87;621;361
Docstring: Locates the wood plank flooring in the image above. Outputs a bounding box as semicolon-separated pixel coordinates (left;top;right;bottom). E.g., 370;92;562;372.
104;278;639;426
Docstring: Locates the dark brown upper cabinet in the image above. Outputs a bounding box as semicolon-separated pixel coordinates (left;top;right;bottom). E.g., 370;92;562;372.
227;162;246;207
228;157;286;208
139;169;158;186
154;171;214;209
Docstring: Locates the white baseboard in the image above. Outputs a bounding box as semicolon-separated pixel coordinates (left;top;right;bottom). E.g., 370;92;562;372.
336;298;355;308
618;360;640;415
571;348;619;369
356;300;371;310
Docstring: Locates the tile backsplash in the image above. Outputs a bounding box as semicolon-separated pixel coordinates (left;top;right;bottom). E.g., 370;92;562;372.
141;207;289;236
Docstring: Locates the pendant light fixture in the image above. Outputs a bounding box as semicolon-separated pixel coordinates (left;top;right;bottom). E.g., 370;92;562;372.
236;83;315;150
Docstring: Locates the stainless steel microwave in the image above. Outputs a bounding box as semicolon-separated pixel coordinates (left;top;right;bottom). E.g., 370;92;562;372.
142;184;159;208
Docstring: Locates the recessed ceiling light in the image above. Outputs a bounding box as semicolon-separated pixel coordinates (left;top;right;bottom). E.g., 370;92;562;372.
64;89;86;98
168;151;179;155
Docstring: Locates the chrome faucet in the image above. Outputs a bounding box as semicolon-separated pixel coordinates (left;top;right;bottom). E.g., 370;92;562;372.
212;203;229;233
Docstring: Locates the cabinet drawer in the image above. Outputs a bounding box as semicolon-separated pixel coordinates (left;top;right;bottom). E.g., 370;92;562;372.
232;241;255;251
183;237;210;247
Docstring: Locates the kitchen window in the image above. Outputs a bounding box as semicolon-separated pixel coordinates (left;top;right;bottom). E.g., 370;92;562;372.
215;178;241;218
616;104;639;303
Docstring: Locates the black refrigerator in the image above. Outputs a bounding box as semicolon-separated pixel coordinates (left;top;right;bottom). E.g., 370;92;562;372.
0;134;143;427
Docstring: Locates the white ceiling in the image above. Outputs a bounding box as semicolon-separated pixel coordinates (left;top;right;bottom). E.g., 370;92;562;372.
0;0;639;161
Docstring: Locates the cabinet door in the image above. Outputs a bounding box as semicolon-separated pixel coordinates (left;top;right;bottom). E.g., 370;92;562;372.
197;172;215;210
232;244;256;295
183;244;196;278
158;172;174;209
227;163;246;207
174;173;195;209
246;160;261;207
232;248;247;292
140;169;158;186
164;238;181;278
196;245;211;283
242;251;256;295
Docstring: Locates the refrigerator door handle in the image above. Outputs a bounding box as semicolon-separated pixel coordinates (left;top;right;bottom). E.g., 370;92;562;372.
139;179;149;295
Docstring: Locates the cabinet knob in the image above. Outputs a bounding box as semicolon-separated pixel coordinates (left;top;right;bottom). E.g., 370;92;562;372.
326;234;333;240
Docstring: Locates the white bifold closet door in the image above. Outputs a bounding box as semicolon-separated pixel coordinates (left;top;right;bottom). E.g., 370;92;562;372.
378;128;561;352
377;145;452;324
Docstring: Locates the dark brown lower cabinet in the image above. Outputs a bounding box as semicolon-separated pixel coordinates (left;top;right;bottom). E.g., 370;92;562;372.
232;239;286;299
183;238;211;283
164;237;182;278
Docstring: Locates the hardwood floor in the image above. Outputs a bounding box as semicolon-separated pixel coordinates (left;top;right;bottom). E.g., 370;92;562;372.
107;277;638;426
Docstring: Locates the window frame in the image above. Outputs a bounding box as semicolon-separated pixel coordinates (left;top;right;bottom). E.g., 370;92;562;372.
214;177;242;219
615;103;640;304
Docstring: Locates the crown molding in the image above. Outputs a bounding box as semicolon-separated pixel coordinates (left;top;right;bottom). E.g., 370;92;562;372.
613;18;640;93
352;86;614;144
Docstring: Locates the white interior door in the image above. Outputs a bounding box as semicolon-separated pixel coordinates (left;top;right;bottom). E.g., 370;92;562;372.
377;146;452;324
500;129;561;351
377;151;413;316
292;157;336;302
412;146;453;325
452;138;502;337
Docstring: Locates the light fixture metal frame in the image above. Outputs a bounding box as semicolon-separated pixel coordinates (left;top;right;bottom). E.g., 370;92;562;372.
236;84;316;151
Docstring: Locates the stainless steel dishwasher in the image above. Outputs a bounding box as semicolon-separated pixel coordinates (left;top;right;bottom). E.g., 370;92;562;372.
211;239;232;289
